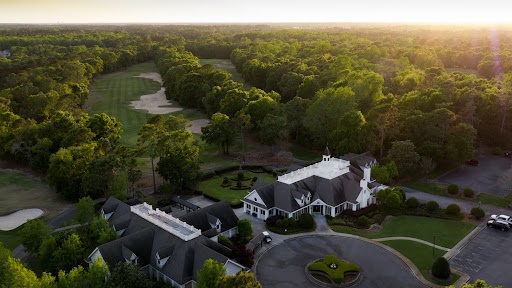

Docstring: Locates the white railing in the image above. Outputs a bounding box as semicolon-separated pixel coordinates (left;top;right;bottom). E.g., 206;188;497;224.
131;203;201;241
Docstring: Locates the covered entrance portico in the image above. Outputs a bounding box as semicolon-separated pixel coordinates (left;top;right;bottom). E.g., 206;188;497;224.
312;205;323;215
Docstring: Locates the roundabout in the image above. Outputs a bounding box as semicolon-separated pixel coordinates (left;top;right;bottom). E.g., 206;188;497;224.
255;235;427;288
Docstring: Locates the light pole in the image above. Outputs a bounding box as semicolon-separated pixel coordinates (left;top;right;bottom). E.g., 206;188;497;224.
433;233;436;257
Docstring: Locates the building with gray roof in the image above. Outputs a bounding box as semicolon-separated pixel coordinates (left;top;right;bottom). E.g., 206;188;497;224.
88;197;244;288
241;150;381;220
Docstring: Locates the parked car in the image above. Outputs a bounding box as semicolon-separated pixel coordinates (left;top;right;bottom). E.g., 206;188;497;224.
262;231;272;243
465;159;479;166
487;219;510;231
505;151;511;158
490;214;512;225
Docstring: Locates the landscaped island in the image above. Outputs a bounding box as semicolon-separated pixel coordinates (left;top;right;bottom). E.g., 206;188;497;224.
307;255;360;284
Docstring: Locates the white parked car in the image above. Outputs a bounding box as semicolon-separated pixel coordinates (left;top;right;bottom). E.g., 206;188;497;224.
262;231;272;243
490;214;512;225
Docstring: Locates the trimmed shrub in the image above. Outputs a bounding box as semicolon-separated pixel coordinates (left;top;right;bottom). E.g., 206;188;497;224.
426;201;439;212
471;207;485;219
463;188;475;198
289;217;296;227
214;166;239;175
446;204;461;215
237;219;253;240
393;187;406;202
298;213;315;229
357;216;370;228
405;197;420;209
276;219;283;228
386;193;401;210
252;176;258;182
265;215;284;226
447;184;459;195
237;172;244;180
222;177;230;185
218;235;233;248
282;218;289;229
236;180;242;188
431;257;451;279
262;166;273;174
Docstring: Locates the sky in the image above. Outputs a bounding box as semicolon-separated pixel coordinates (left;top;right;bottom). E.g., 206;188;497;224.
1;0;512;24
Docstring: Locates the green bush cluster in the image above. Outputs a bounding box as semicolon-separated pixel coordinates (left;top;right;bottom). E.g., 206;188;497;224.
463;188;474;197
431;257;451;279
357;216;370;228
218;235;233;248
470;207;485;219
447;184;459;195
405;197;420;208
446;204;461;215
298;213;315;229
425;201;439;212
307;255;360;283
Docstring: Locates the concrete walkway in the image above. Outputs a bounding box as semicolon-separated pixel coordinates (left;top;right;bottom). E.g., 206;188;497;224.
374;237;451;252
253;215;470;288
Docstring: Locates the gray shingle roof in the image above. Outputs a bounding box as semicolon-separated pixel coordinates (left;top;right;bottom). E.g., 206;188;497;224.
96;198;236;285
179;200;238;236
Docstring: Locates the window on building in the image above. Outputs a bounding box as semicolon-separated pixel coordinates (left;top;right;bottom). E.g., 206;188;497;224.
254;207;258;213
260;209;265;215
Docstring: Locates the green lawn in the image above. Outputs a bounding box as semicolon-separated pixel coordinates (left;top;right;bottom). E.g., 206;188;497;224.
0;171;71;220
0;226;22;251
445;67;483;78
197;171;276;205
381;240;460;286
403;179;512;208
287;144;320;162
198;59;252;90
330;215;475;248
88;62;164;148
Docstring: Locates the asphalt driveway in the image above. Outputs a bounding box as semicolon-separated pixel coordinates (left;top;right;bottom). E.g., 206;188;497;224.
255;235;426;288
438;155;512;197
449;226;512;287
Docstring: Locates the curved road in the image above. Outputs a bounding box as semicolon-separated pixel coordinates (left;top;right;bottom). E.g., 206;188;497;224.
256;235;427;288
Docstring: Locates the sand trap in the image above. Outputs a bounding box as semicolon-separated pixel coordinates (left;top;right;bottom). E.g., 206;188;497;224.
0;209;44;231
130;73;183;114
187;119;210;134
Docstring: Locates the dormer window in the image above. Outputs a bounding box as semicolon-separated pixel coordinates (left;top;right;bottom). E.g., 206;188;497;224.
155;252;169;268
254;197;257;202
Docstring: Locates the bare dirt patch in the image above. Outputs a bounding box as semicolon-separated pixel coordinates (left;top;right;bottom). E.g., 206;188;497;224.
0;209;44;231
187;119;210;134
130;73;183;114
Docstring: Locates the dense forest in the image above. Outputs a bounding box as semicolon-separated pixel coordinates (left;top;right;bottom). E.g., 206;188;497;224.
1;24;512;199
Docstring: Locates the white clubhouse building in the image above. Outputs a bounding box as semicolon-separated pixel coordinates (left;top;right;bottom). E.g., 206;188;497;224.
241;149;381;220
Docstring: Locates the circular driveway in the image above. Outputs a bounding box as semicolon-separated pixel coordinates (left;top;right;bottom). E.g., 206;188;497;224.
255;235;427;288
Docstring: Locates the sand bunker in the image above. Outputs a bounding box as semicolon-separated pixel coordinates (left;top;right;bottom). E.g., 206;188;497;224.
0;208;44;231
130;73;183;114
187;119;210;134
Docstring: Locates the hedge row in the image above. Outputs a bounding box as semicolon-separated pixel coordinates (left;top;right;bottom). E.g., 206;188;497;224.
201;192;244;208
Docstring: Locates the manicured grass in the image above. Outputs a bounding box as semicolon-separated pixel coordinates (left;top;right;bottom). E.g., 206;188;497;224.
197;171;276;205
193;133;256;171
330;215;475;248
476;192;512;208
198;59;252;90
381;240;460;286
404;179;512;208
308;255;360;283
403;180;448;196
287;144;320;162
0;171;71;220
0;226;22;251
445;67;482;78
88;62;164;148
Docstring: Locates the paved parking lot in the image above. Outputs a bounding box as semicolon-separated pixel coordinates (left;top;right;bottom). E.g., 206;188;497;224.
438;155;512;196
449;226;512;287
